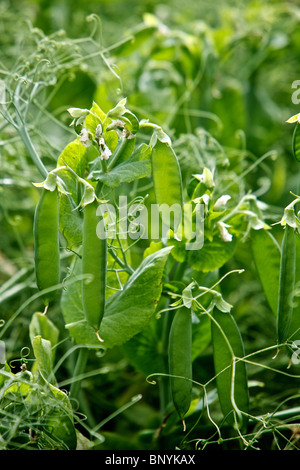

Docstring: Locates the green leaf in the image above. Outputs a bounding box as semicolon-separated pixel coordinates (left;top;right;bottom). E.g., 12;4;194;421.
122;110;140;134
100;158;150;187
31;336;54;383
143;240;164;258
61;246;172;348
251;229;280;316
0;363;13;390
57;137;87;177
4;370;33;397
211;309;249;429
188;237;237;272
90;143;152;187
59;193;83;249
84;101;106;134
292;122;300;162
107;98;127;118
29;312;59;364
43;383;77;450
110;26;157;57
122;319;165;376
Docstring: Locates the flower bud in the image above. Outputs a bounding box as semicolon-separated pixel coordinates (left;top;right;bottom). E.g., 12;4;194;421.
217;221;233;242
98;137;112;160
80;128;92;147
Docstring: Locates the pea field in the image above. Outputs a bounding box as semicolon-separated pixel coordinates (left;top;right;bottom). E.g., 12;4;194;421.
1;0;300;452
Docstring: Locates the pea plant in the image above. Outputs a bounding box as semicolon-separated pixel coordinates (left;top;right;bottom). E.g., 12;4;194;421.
0;83;270;449
2;8;300;451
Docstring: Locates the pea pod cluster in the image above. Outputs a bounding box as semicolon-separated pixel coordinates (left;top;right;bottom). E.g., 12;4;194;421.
33;187;60;307
168;307;193;427
82;200;107;339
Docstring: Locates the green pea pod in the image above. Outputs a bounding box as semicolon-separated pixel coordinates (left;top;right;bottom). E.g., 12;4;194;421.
82;200;107;338
277;224;296;345
34;188;60;306
211;309;249;430
292;122;300;162
168;307;192;427
151;140;183;231
251;229;281;316
287;235;300;343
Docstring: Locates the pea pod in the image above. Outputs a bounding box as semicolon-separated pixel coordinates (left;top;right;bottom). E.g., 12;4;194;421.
34;188;60;306
292;122;300;162
277;224;296;345
211;309;249;430
82;200;107;338
287;235;300;344
251;229;281;316
151;140;183;231
168;307;192;427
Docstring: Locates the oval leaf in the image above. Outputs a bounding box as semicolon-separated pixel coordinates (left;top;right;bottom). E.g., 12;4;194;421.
61;246;172;348
188;237;237;272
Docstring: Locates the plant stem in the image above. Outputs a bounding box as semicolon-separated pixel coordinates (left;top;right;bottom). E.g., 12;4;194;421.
18;124;48;179
101;157;108;173
107;137;128;170
109;246;134;275
13;81;48;179
69;347;89;403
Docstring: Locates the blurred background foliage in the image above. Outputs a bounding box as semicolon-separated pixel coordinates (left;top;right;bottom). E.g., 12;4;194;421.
1;0;300;450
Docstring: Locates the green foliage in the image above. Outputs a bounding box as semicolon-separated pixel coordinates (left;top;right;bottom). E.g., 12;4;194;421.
1;0;300;452
61;246;172;349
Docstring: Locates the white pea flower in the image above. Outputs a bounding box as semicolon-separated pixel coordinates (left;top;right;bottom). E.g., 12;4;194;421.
250;215;265;230
217;221;233;242
214;195;231;211
286;113;300;124
107;98;127;118
202;194;210;206
98;137;112;160
67;107;90;127
106;119;126;138
68;107;89;118
280;207;298;229
107;119;136;140
202;168;214;189
193;168;214;189
80;128;92;147
95;123;103;140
